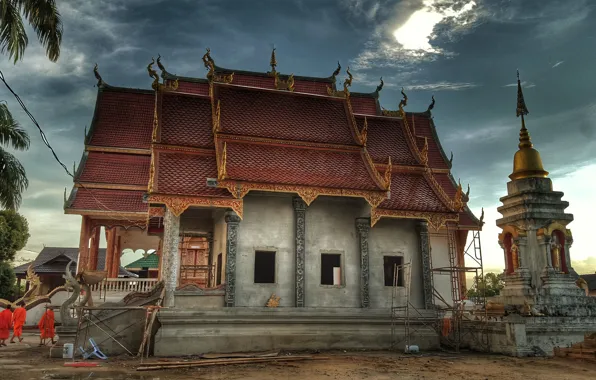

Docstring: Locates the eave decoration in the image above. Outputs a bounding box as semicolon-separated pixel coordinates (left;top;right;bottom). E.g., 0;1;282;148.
384;157;392;190
427;95;435;113
420;137;429;166
327;67;352;98
148;194;243;219
268;48;277;76
203;48;234;84
330;61;341;83
382;87;408;117
218;142;227;180
376;77;384;94
93;63;104;87
147;57;178;92
371;208;459;230
219;179;387;208
360;117;368;146
274;72;295;92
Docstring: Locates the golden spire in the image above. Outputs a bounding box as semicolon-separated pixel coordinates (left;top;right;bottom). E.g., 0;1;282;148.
269;47;277;75
509;70;549;181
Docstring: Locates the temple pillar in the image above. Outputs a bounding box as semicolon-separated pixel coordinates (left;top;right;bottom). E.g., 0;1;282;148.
564;236;577;277
88;227;101;271
355;218;370;308
293;197;307;307
224;211;241;307
162;208;181;308
417;221;433;309
77;216;90;273
207;232;214;287
111;232;121;279
105;228;116;278
157;238;164;281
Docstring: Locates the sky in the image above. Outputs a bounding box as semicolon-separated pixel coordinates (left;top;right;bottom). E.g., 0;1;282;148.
1;0;595;274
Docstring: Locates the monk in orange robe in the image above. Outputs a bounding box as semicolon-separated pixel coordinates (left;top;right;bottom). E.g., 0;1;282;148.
10;301;26;343
38;306;56;346
0;307;12;346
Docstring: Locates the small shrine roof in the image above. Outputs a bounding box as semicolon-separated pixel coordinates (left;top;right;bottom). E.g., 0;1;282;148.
77;151;150;186
159;93;214;148
67;188;148;213
215;84;358;145
224;140;383;191
87;86;154;150
155;151;230;197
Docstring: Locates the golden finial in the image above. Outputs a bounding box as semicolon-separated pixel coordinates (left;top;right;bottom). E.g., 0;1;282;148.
376;77;384;93
63;187;67;205
269;47;277;75
384;156;392;190
449;151;453;165
398;87;408;111
93;63;103;87
479;207;485;224
509;70;548;181
343;67;353;93
465;184;470;198
427;95;435;113
147;58;160;90
361;117;368;146
331;61;341;81
326;66;352;97
202;48;216;79
218;142;227;180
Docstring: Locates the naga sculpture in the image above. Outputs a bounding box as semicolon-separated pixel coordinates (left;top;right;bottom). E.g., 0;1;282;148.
0;265;58;310
327;67;352;98
61;261;81;326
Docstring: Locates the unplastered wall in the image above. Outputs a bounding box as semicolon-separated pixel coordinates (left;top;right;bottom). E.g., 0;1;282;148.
235;193;294;307
368;218;422;309
304;197;368;308
430;232;453;307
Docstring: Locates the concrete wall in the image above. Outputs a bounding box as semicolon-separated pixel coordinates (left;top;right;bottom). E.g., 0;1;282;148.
304;197;368;308
429;232;453;307
369;218;422;309
235;193;295;307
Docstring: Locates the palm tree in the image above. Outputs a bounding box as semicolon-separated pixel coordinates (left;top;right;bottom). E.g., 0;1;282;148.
0;0;63;63
0;103;29;209
0;1;62;209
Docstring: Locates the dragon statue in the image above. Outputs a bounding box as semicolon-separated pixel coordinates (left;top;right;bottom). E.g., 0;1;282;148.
0;265;61;310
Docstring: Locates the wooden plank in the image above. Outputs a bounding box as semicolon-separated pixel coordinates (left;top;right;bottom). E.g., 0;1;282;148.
202;350;279;359
137;355;327;371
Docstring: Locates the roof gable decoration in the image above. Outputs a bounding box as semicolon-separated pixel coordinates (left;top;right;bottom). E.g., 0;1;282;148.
382;87;408;117
330;61;341;83
360;117;368;146
327;67;353;98
202;48;234;84
147;57;179;92
93;63;105;87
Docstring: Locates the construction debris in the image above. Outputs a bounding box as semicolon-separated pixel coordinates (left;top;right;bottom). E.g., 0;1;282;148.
136;355;327;371
202;350;279;359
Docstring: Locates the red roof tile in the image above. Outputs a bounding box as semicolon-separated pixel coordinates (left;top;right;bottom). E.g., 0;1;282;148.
225;141;381;190
356;116;418;165
88;89;154;150
175;80;209;96
160;94;214;148
407;113;449;169
293;80;329;96
380;172;450;212
156;152;229;197
78;152;149;186
217;85;356;145
459;209;480;227
434;173;457;198
351;97;378;115
232;73;275;89
70;188;147;213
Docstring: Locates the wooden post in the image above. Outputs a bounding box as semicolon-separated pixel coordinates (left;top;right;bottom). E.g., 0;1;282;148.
89;227;101;271
111;232;121;278
105;228;117;278
157;238;163;281
78;216;90;272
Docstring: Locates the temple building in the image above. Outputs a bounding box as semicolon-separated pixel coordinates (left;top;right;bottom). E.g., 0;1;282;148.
65;49;483;353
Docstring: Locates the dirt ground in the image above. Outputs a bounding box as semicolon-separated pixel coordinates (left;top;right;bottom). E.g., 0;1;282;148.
1;334;595;380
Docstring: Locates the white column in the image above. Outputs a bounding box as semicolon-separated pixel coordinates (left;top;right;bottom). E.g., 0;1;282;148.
162;208;181;308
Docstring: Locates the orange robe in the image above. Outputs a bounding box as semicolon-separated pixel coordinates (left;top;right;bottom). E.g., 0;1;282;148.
12;307;26;337
0;309;12;339
38;309;55;339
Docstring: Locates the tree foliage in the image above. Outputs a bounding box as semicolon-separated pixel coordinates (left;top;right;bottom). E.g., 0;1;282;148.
0;103;29;210
467;272;504;299
0;0;63;63
0;260;16;299
0;209;29;261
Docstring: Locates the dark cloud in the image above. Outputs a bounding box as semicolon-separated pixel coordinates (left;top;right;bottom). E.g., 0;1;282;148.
0;0;593;263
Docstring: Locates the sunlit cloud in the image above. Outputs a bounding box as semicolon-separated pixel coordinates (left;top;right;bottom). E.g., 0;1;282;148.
404;81;479;91
552;61;564;68
503;81;536;89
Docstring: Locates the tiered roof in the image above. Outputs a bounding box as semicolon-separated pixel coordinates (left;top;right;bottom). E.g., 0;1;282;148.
65;50;482;231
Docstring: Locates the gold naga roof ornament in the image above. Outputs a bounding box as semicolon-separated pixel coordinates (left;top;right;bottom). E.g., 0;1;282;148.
465;184;470;199
420;137;429;166
449;151;453;166
93;63;104;87
376;77;384;93
381;87;408;117
151;55;179;91
360;117;368;146
479;207;485;224
453;179;465;211
274;72;295;92
268;47;277;76
202;48;234;84
327;67;353;97
330;61;341;82
147;58;160;90
218;142;227;180
384;156;392;190
510;70;548;180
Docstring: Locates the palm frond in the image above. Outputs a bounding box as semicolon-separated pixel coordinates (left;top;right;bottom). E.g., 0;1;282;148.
18;0;62;62
0;146;28;210
0;0;29;63
0;103;29;150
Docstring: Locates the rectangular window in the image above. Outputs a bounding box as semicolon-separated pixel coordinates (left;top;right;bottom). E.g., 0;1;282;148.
384;256;404;287
254;251;275;284
216;253;222;285
321;253;341;285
